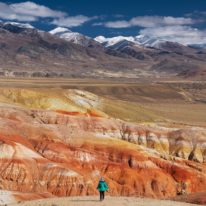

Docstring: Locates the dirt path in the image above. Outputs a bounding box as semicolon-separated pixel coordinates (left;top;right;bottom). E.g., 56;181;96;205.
9;196;198;206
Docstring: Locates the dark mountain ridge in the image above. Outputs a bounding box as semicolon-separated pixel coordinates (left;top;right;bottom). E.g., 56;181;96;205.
0;22;206;80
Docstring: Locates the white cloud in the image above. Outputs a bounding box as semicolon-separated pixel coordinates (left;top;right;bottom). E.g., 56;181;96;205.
163;16;193;25
52;15;92;27
102;16;194;28
95;14;206;45
139;25;206;45
93;22;103;26
0;2;36;21
0;1;94;27
0;1;66;22
11;1;65;18
97;15;206;45
105;20;131;28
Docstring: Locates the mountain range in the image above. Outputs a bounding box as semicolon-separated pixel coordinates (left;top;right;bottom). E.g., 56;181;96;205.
0;22;206;80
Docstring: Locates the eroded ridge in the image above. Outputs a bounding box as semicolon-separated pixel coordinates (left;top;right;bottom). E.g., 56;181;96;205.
0;88;205;204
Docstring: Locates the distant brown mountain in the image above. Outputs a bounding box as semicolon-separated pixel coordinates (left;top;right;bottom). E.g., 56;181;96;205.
0;22;206;80
104;39;206;78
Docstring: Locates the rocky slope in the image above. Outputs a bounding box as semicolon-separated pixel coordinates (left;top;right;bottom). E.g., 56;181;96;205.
0;22;142;79
0;88;206;204
97;34;206;79
174;191;206;205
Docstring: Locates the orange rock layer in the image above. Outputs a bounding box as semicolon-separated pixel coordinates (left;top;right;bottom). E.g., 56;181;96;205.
0;106;206;202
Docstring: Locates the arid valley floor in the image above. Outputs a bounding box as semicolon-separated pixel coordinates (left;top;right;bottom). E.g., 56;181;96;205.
0;78;206;205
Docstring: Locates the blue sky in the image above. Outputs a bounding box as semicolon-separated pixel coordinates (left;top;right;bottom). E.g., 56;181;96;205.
0;0;206;44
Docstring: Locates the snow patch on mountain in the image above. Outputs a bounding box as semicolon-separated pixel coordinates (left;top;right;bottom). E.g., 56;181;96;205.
95;34;179;49
49;27;96;47
95;35;135;47
3;22;34;29
49;27;70;35
134;35;167;48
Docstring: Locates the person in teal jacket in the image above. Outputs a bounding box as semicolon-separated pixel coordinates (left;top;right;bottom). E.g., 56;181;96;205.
97;177;109;201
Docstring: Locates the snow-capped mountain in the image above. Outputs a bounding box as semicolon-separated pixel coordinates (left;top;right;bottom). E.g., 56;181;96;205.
0;21;39;36
95;34;206;50
49;27;69;35
95;35;170;49
1;22;34;29
0;21;206;80
50;27;101;48
134;35;168;49
94;35;135;47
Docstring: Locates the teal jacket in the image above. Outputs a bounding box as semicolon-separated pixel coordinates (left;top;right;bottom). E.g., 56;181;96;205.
97;180;108;192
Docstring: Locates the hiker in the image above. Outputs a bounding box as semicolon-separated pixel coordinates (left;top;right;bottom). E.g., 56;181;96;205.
97;177;109;201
